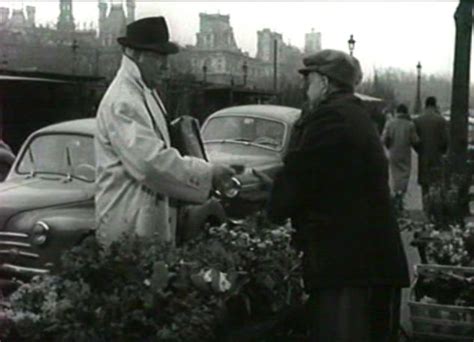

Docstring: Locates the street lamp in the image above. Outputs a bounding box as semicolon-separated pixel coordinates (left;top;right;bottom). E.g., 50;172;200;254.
242;61;248;86
348;34;356;56
415;61;422;114
71;39;79;75
202;63;207;83
1;53;7;69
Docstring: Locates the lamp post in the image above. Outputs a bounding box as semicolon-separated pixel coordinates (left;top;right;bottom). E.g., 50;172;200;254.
415;61;422;114
242;61;248;86
1;53;7;69
202;63;207;83
450;0;472;172
348;34;356;56
71;39;79;75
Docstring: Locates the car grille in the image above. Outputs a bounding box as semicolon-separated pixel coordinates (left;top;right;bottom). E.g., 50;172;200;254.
0;231;48;278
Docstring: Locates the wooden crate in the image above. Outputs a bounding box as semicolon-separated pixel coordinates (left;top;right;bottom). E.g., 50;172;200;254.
408;264;474;340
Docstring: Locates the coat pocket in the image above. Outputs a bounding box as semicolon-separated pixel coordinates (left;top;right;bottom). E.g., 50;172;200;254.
135;203;171;242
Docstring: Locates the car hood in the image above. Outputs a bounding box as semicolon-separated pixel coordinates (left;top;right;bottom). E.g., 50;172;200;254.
206;150;281;169
0;177;94;228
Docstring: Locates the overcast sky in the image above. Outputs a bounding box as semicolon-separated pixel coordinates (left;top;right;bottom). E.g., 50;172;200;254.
5;1;460;78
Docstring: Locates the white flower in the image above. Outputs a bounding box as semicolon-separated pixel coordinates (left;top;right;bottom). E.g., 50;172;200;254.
202;269;213;283
144;279;151;287
218;272;231;292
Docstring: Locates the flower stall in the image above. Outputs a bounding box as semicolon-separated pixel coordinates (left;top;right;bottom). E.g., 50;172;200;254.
406;165;474;340
1;216;306;341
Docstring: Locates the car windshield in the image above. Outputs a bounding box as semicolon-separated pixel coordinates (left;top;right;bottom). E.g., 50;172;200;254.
202;116;285;150
17;133;95;182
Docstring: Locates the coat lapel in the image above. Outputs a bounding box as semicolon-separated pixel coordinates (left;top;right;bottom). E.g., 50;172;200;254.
144;90;171;146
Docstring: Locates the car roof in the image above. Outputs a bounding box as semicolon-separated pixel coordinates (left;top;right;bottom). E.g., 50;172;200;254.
35;118;96;135
208;105;301;124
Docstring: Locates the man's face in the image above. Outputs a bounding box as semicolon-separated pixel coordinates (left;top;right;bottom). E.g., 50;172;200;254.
136;51;169;88
305;71;327;107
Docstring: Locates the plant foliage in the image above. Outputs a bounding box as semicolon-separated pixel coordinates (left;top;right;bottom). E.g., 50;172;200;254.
5;216;304;341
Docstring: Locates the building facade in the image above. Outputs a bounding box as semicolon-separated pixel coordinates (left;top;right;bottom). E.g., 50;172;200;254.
0;0;135;80
0;2;321;91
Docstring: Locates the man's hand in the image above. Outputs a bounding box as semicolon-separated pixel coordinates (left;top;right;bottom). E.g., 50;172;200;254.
211;164;236;191
252;169;273;190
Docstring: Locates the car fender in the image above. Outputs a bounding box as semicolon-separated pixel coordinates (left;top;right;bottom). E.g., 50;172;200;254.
3;203;95;267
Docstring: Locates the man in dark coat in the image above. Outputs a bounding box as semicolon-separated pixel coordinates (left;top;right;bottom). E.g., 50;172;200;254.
267;49;409;341
413;96;449;212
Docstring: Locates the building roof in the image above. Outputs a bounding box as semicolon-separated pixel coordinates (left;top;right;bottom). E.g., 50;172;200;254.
209;104;301;124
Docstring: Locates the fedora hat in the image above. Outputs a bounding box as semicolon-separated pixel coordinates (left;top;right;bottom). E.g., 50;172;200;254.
117;17;179;55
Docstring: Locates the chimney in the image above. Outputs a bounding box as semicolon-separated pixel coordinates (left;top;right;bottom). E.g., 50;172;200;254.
0;8;10;26
26;6;35;27
126;0;135;24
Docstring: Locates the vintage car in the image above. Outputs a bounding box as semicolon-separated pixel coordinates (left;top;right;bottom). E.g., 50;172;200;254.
201;104;301;218
0;119;226;288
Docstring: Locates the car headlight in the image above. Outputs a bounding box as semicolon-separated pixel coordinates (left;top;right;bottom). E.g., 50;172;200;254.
31;221;50;246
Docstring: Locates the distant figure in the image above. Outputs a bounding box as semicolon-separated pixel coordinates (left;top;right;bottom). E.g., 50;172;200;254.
382;104;419;196
413;96;449;211
0;139;15;181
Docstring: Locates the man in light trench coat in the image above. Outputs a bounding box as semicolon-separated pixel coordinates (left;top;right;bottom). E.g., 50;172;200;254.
95;17;235;245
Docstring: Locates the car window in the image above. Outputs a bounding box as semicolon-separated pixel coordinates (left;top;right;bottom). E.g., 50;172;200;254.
17;134;95;182
202;116;285;150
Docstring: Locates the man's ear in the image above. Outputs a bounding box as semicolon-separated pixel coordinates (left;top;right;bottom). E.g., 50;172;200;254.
322;75;329;89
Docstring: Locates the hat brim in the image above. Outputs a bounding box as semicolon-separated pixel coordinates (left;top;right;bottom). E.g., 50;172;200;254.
117;37;179;55
298;65;321;75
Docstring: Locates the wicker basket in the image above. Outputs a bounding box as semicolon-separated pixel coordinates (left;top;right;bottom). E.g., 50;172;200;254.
408;264;474;340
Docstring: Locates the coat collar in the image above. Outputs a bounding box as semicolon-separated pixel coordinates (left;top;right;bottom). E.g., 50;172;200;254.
296;91;356;127
396;112;411;120
424;107;440;116
117;55;147;91
118;55;171;145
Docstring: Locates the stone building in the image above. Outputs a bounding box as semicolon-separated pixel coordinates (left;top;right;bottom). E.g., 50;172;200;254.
181;13;269;88
0;0;134;80
0;2;321;91
304;28;322;55
184;13;314;90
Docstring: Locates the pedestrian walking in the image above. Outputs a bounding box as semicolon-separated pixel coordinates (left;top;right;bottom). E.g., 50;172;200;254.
413;96;449;212
382;104;419;197
267;49;409;341
95;17;234;246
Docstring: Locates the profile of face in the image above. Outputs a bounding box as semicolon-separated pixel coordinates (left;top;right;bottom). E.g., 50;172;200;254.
136;50;169;89
306;71;328;109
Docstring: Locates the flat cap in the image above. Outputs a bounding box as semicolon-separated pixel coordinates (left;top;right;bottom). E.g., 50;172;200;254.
299;49;363;89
